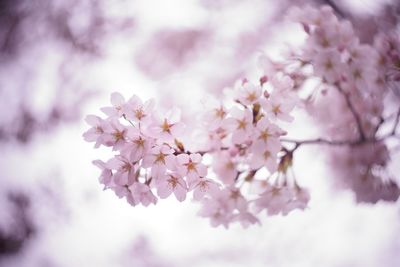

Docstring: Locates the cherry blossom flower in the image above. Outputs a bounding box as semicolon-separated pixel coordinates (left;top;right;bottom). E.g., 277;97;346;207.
260;90;295;122
346;61;377;91
176;153;207;183
314;50;344;83
121;128;152;162
212;151;238;185
220;187;248;212
258;54;284;77
92;160;112;187
236;80;262;105
198;198;233;228
234;212;260;228
129;182;158;207
142;144;175;180
224;107;253;144
146;107;185;143
254;185;293;216
269;75;295;93
83;115;109;148
123;95;155;124
101;92;126;118
189;177;220;201
251;117;283;150
249;142;280;173
103;118;128;150
107;154;136;186
283;186;310;214
203;98;228;130
156;172;187;202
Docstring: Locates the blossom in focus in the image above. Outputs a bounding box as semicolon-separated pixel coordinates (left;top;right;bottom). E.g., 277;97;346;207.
156;172;188;202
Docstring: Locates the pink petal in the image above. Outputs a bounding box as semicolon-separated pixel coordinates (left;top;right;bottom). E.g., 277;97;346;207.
157;183;172;199
171;122;186;137
85;115;100;126
232;130;247;144
110;92;125;106
177;154;189;165
197;164;208;177
166;107;181;124
190;153;202;163
174;185;187;202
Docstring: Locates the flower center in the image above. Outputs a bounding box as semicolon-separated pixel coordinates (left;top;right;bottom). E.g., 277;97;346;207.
260;130;270;142
246;92;257;102
155;153;166;164
135;108;145;120
185;161;196;172
215;107;226;119
237;119;247;130
272;105;281;115
162;119;172;133
113;130;125;141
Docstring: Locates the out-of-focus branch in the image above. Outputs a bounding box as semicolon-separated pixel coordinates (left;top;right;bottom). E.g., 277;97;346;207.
391;107;400;135
323;0;345;18
336;85;367;141
282;119;400;153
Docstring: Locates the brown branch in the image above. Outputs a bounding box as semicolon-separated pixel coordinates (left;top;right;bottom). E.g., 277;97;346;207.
281;137;362;152
391;107;400;135
373;116;385;135
336;85;366;141
322;0;346;18
281;131;400;153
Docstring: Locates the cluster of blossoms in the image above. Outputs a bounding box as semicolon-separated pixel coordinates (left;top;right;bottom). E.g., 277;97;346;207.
84;5;400;226
83;69;311;227
284;5;400;202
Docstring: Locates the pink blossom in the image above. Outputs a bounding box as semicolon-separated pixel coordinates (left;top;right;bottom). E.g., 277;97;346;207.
83;115;109;148
224;107;253;144
176;153;207;183
283;186;310;214
103;118;128;150
251;117;283;151
142;145;175;180
249;141;280;173
107;154;136;186
146;107;185;144
123;95;155;123
129;182;157;207
189;177;220;201
346;61;377;91
234;212;260;228
236;80;262;105
212;151;238;185
121;128;152;162
258;54;284;76
269;75;295;93
156;172;187;202
314;50;344;83
254;185;293;216
220;187;248;212
197;198;233;228
100;92;126;118
92;160;112;187
260;90;295;122
203;99;228;130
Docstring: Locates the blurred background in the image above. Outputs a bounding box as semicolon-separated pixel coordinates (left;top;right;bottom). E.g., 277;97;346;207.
0;0;399;266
